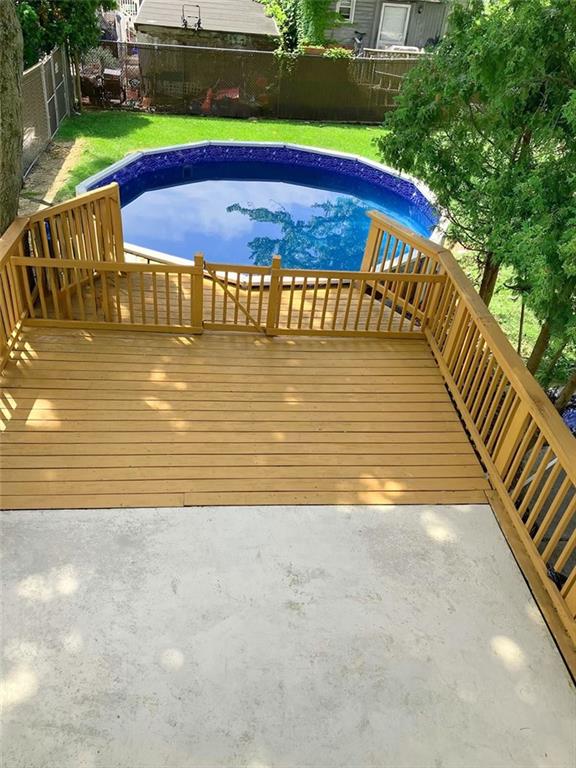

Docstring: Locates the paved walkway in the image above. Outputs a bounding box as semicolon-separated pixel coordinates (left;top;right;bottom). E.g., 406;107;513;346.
1;504;574;767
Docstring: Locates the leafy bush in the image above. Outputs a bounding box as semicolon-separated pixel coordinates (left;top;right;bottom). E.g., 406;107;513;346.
323;47;352;59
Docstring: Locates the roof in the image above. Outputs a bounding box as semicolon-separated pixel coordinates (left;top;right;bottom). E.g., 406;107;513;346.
135;0;279;37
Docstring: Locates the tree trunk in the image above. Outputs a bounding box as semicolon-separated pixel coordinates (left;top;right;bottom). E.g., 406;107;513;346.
0;0;24;236
526;320;551;375
542;338;568;386
555;368;576;414
73;52;83;113
478;253;499;306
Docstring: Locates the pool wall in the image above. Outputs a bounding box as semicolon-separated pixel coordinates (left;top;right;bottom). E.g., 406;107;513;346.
76;141;442;245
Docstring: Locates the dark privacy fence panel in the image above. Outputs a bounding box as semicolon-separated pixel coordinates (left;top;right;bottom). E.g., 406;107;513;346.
81;42;421;123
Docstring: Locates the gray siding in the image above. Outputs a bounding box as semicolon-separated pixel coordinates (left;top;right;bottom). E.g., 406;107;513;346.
406;2;447;47
329;0;377;45
329;1;447;49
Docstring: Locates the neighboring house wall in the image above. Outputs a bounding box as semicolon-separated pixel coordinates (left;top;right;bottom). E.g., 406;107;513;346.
135;25;277;51
405;2;447;47
330;1;448;49
330;0;376;45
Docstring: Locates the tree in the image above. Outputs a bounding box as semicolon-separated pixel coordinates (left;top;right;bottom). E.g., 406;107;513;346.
259;0;337;51
555;368;576;415
377;0;576;308
15;0;116;68
297;0;336;45
0;0;23;237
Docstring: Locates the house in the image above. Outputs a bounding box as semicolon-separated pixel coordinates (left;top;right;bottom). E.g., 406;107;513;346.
134;0;279;51
330;0;449;50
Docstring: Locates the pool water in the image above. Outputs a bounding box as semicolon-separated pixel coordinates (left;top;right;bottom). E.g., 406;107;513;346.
119;158;436;270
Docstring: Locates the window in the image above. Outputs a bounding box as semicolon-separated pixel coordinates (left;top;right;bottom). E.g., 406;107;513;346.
336;0;356;22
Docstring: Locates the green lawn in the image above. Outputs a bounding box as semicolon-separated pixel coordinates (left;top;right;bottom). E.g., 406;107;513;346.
55;111;382;201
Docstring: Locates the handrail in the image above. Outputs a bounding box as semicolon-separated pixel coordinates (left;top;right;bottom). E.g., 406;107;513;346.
26;183;125;264
433;247;576;480
12;256;203;275
0;218;31;370
365;209;446;263
27;183;121;223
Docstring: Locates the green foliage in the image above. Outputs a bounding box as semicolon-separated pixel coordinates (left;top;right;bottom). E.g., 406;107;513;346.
323;47;352;59
297;0;337;46
377;0;576;373
82;46;120;73
260;0;300;52
15;0;117;68
259;0;337;52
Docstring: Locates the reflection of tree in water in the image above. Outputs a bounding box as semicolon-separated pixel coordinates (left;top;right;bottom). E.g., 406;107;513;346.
227;197;370;269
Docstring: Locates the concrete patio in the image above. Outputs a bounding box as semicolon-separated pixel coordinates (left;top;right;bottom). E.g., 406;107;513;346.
1;504;574;768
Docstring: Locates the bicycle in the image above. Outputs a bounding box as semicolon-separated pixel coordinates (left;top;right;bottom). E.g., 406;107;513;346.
353;30;367;57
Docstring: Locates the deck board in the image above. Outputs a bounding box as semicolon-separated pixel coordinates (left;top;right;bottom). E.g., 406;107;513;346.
0;327;489;510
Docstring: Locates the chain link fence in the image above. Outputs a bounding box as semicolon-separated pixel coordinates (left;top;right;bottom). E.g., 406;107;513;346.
80;42;420;123
22;47;74;176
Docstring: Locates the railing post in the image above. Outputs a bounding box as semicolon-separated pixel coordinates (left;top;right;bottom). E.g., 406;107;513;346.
109;183;126;263
360;216;383;272
442;299;468;370
192;252;204;334
493;400;531;476
265;254;282;336
562;571;576;620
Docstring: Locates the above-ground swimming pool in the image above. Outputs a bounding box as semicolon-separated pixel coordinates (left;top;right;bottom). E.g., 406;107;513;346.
78;143;438;270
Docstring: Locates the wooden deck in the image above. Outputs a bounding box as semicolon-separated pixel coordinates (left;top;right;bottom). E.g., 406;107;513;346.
0;327;489;510
2;190;574;671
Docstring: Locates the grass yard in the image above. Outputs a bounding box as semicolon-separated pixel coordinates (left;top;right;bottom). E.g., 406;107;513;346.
53;111;383;201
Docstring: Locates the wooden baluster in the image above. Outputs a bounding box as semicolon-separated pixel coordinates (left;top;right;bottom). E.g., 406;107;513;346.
164;270;171;326
360;221;383;272
19;263;36;318
191;253;204;333
177;273;183;326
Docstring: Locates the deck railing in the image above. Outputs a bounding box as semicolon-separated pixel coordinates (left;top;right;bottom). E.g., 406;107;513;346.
26;184;124;264
363;212;576;662
427;244;576;655
11;251;445;337
0;219;29;369
1;186;574;668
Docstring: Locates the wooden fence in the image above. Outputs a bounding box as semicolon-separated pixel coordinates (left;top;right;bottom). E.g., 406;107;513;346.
83;42;420;122
1;186;574;668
